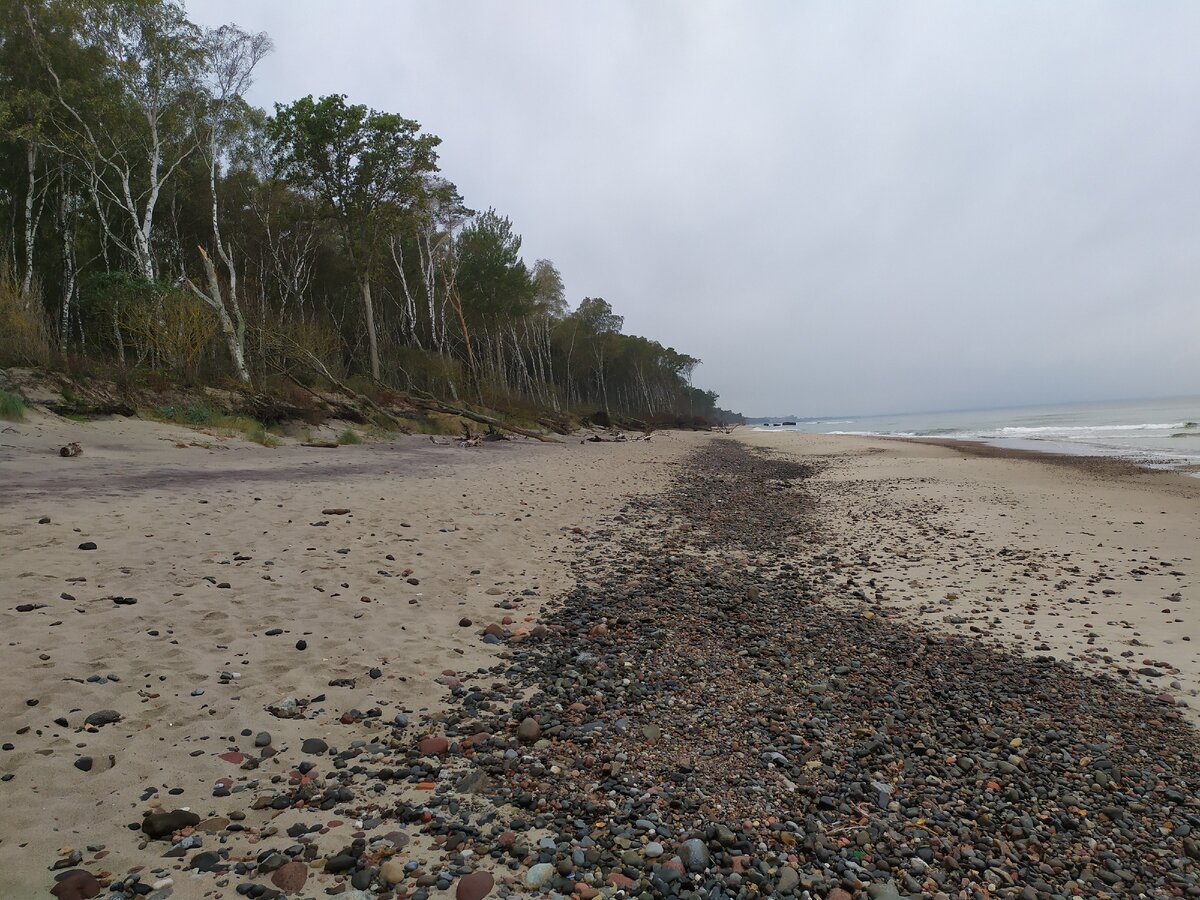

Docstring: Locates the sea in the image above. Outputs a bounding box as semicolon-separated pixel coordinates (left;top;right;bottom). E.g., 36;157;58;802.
751;396;1200;475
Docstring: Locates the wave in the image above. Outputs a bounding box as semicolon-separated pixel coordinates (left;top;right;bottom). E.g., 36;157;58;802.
828;430;918;437
991;423;1186;435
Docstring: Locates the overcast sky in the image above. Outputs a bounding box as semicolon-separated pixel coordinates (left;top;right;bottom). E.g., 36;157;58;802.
187;1;1200;416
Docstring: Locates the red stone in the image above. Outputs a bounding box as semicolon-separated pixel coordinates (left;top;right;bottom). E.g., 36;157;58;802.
660;858;685;877
271;860;308;893
418;735;449;756
51;871;100;900
219;751;244;764
455;869;495;900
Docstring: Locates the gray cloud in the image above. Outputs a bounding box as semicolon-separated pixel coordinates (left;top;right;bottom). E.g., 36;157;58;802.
187;0;1200;415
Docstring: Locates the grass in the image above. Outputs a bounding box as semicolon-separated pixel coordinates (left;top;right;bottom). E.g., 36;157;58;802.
153;403;279;446
396;412;472;436
338;428;363;445
246;422;281;447
0;389;26;421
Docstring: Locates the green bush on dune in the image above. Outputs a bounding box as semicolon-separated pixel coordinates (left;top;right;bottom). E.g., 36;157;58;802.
0;389;25;421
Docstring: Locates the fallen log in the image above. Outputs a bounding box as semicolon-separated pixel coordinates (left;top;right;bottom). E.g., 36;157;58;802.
301;441;339;449
287;351;407;431
59;442;82;457
407;392;560;443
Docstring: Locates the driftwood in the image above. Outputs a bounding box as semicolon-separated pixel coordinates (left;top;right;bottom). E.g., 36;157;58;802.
288;342;559;443
59;442;82;457
407;391;560;443
301;441;339;449
287;350;408;431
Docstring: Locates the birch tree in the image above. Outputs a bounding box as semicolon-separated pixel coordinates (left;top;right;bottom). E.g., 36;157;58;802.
183;23;270;383
26;0;204;280
269;94;442;382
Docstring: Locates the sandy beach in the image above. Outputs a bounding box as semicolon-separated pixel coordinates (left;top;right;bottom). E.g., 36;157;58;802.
0;412;701;897
2;417;1198;899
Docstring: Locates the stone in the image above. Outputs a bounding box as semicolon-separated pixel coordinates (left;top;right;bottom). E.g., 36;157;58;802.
50;870;101;900
84;710;120;728
679;838;709;872
776;866;799;894
524;863;554;889
417;735;449;756
254;731;272;747
142;809;200;840
300;737;327;754
456;870;495;900
516;717;541;742
324;854;357;873
380;859;406;885
270;860;309;893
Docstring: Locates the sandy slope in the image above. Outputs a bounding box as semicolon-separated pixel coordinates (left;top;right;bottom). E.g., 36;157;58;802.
0;410;703;897
743;430;1200;723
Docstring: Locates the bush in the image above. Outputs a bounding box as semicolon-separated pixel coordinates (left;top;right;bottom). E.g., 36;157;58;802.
0;264;51;367
156;403;219;426
0;389;26;421
337;428;363;445
246;422;280;447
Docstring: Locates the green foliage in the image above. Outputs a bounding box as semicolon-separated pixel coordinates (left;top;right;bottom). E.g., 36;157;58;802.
0;389;26;421
456;208;536;323
337;427;363;444
155;403;219;426
0;264;51;366
268;94;443;265
246;422;280;446
1;1;736;426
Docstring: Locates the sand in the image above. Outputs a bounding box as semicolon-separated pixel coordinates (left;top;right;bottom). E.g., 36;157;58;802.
742;430;1200;722
0;410;703;897
2;415;1197;897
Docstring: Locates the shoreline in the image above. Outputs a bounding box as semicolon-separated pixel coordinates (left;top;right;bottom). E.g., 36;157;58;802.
902;434;1200;489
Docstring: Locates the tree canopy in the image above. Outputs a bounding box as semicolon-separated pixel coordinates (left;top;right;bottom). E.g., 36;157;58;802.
0;0;741;426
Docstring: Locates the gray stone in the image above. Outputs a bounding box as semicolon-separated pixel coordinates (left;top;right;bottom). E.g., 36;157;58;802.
679;838;710;872
524;863;554;888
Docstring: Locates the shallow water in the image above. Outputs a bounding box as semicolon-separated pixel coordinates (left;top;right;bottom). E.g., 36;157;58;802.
752;396;1200;473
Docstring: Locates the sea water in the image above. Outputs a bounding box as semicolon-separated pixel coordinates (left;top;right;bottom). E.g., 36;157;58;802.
751;396;1200;473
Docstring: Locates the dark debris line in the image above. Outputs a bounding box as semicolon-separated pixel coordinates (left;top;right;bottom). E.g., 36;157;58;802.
438;439;1200;899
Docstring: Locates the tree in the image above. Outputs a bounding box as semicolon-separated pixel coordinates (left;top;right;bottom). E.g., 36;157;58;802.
573;296;623;411
183;23;270;383
25;0;206;281
269;94;442;381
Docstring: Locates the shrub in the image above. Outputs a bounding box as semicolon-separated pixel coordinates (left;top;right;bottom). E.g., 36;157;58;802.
246;422;280;447
0;264;51;367
338;428;363;445
0;389;26;421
